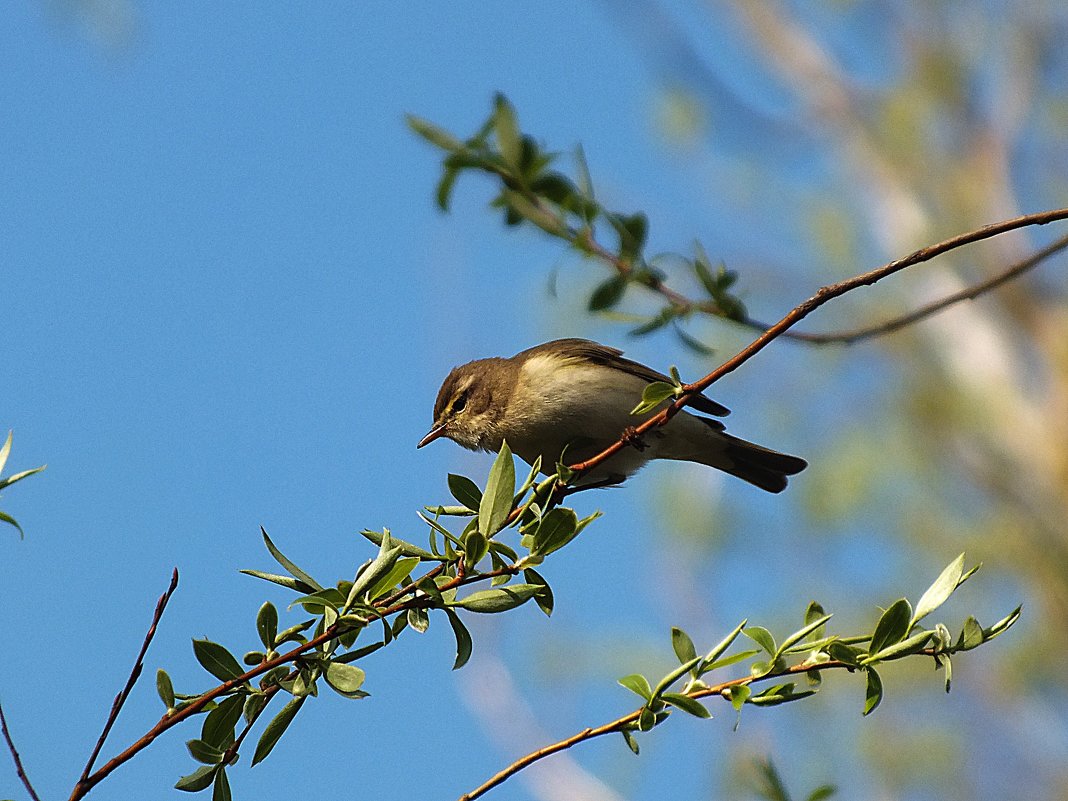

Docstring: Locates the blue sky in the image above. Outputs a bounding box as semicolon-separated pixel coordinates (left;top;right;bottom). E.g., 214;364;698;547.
3;4;1058;801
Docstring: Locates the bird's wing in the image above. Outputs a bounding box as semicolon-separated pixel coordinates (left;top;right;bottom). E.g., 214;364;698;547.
516;338;731;417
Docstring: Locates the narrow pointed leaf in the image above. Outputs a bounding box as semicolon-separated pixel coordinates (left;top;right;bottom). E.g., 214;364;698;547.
213;768;232;801
239;569;314;594
662;692;711;718
479;441;516;537
260;528;322;591
912;553;965;625
863;668;883;715
445;608;474;669
252;696;305;765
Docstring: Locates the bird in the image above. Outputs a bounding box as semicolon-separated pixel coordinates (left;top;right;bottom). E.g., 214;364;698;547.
418;338;806;493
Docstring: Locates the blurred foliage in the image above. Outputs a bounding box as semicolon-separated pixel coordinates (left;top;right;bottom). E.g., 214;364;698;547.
408;3;1068;798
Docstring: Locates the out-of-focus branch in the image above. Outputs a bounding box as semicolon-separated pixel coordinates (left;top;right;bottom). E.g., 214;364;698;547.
458;658;850;801
565;208;1068;482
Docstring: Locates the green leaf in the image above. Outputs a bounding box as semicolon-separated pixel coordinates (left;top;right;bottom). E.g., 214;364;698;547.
202;694;245;749
193;639;245;683
673;324;715;356
157;669;176;710
366;556;420;601
252;696;305;766
445;608;474;669
405;114;463;152
0;510;26;539
588;275;628;311
345;534;403;608
0;431;10;475
479;441;516;537
359;529;436;560
729;684;751;712
629;307;677;337
212;768;232;801
957;616;984;650
449;584;540;613
826;641;863;667
462;529;490;568
704;649;761;672
868;598;912;656
630;381;678;416
0;464;46;493
324;662;367;696
186;738;224;765
863;667;883;715
611;212;649;262
777;614;833;657
530;507;579;557
256;602;278;651
912;553;966;625
805;785;837;801
618;673;653;701
621;728;640;755
699;619;747;671
175;765;218;792
671;627;698;665
862;629;932;664
493;94;522;168
662;692;711;718
407;607;430;633
239;569;315;594
260;527;322;591
743;626;777;656
448;474;483;511
984;605;1022;641
941;653;953;692
523;567;554;617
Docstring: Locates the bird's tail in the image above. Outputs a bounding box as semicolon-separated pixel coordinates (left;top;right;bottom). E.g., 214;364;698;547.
714;432;807;493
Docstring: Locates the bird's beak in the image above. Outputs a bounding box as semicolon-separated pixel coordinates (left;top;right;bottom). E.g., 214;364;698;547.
417;424;447;449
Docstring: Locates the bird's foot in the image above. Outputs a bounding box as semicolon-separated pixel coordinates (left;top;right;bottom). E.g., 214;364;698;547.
620;426;648;452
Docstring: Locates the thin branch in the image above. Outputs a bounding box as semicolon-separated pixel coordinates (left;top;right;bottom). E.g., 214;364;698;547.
67;555;522;800
748;231;1068;344
578;204;1068;345
565;208;1068;481
76;568;180;786
458;659;852;801
0;701;43;801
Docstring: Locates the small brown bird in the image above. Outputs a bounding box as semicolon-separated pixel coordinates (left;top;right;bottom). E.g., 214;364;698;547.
418;338;806;492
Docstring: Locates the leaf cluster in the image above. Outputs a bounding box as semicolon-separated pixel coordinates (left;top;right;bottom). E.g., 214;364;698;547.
164;442;597;799
612;554;1018;754
407;94;746;352
0;430;46;539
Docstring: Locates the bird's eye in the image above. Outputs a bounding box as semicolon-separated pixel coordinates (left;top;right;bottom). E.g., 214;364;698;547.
452;392;468;413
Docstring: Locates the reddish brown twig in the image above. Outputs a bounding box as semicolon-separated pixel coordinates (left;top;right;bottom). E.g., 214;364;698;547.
574;194;1068;345
75;568;180;790
566;208;1068;481
457;658;852;801
748;231;1068;344
0;701;43;801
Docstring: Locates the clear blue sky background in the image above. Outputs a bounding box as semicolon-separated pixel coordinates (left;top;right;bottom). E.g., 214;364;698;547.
3;4;1054;801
